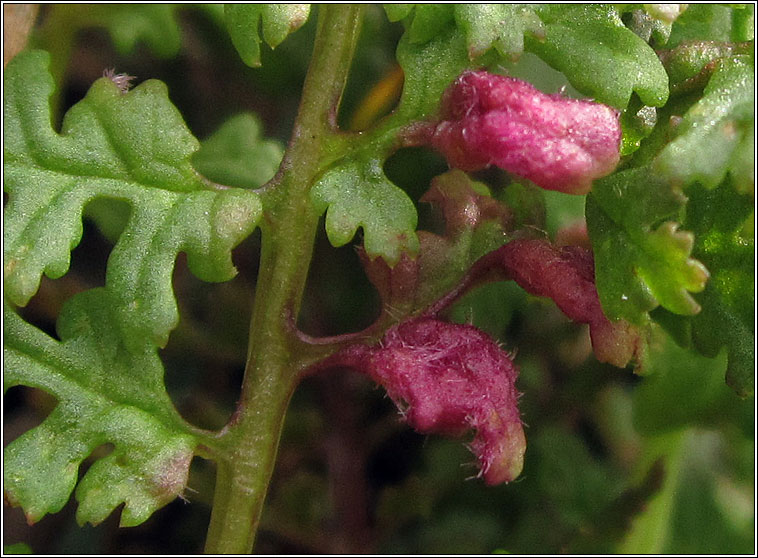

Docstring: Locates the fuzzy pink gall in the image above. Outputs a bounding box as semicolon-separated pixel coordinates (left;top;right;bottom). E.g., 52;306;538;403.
430;71;622;194
492;238;645;369
327;318;526;485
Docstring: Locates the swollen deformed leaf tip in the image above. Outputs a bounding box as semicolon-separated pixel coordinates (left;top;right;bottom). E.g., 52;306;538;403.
429;71;622;194
488;237;647;369
325;318;526;485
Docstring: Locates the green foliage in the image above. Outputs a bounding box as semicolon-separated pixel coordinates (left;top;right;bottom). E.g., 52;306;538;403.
93;4;183;58
526;5;669;109
633;330;751;433
668;182;755;396
655;55;754;192
192;113;284;190
667;4;754;46
225;4;311;67
4;51;261;341
385;3;670;114
39;4;183;59
4;305;197;527
392;23;470;121
454;4;543;60
387;4;454;45
585;10;754;393
34;4;189;119
660;41;753;96
3;3;754;554
3;50;261;527
3;543;33;555
311;159;419;264
586;167;708;324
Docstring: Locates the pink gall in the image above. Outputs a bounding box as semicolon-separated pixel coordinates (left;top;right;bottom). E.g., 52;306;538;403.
491;238;645;369
430;71;622;194
325;318;526;485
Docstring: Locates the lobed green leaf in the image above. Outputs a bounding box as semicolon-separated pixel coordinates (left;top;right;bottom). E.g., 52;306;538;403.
454;4;543;60
385;4;669;113
386;3;542;122
3;50;262;346
654;55;754;192
311;159;418;265
525;5;669;109
684;182;754;396
393;25;470;122
386;3;543;63
225;4;311;67
3;302;197;526
3;50;262;525
586;166;708;325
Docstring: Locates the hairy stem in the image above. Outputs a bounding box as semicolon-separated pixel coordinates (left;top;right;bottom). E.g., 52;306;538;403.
203;5;364;554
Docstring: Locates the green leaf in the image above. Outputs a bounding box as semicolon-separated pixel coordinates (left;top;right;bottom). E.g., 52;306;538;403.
393;26;470;121
100;4;182;58
192;112;284;189
4;50;262;346
383;4;415;23
383;4;455;45
632;329;751;433
311;159;418;265
654;55;754;192
385;4;668;110
42;4;183;60
406;5;455;45
617;432;688;553
686;182;754;396
647;181;754;397
693;284;754;397
386;4;533;124
4;301;197;527
454;4;543;60
659;41;753;97
525;5;669;109
385;3;545;64
3;543;33;555
225;4;311;67
3;50;261;525
586;166;709;325
668;4;754;46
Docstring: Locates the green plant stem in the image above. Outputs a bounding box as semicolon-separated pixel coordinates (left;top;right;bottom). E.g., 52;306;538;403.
203;5;364;554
